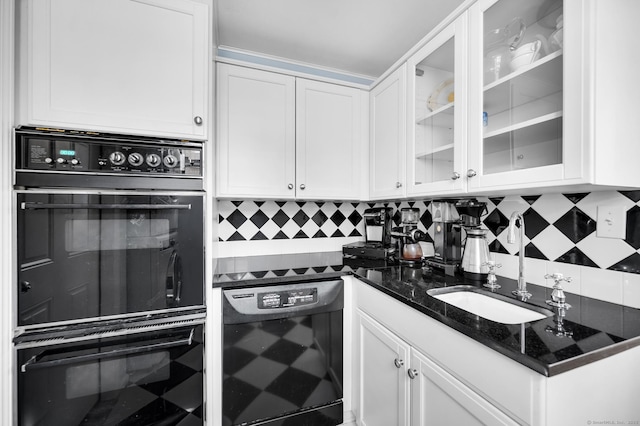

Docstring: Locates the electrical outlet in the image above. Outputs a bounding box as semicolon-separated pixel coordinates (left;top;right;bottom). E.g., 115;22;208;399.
596;205;627;239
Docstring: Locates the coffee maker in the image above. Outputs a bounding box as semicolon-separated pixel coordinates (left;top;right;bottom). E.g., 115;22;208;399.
342;207;395;260
455;199;491;280
425;200;462;275
391;208;427;265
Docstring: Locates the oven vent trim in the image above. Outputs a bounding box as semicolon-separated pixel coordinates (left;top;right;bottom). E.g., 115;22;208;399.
14;315;205;349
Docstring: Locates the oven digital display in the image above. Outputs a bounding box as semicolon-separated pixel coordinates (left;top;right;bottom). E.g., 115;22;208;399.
59;149;76;156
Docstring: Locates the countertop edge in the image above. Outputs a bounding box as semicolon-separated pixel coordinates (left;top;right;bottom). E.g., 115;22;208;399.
214;267;638;377
545;336;640;376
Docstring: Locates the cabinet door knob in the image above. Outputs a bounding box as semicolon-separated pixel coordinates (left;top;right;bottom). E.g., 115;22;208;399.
288;183;294;190
20;281;31;293
467;169;477;178
394;358;404;368
299;184;306;190
451;172;461;180
396;181;403;188
194;116;203;125
408;368;418;379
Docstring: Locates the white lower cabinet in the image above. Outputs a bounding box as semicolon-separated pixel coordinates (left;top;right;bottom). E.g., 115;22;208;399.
358;312;410;426
357;310;515;426
409;349;516;426
353;278;640;426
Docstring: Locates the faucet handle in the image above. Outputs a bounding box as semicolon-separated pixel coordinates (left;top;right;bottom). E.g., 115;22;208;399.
544;273;572;288
545;273;572;309
482;260;502;270
482;261;502;290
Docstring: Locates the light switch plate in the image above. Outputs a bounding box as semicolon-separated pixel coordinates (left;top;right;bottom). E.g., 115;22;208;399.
596;205;627;239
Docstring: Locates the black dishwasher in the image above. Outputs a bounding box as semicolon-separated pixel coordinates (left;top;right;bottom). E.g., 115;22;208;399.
222;279;343;426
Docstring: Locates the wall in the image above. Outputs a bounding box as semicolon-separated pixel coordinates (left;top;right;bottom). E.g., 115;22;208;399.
0;1;14;423
218;189;640;307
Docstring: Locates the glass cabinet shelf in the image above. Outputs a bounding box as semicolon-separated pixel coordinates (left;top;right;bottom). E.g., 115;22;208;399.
483;50;562;136
483;49;562;92
483;116;562;175
416;102;454;124
484;111;562;139
416;143;454;159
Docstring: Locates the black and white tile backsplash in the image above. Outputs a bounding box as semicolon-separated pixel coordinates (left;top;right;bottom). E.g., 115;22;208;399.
218;190;640;275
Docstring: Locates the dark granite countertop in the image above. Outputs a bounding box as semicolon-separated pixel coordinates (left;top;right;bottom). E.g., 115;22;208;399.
213;251;640;377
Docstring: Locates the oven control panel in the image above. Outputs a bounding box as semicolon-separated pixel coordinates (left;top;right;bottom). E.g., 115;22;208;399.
258;288;318;309
15;128;202;177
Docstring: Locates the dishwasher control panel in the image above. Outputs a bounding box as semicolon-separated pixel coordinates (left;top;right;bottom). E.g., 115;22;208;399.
258;288;317;309
222;280;343;322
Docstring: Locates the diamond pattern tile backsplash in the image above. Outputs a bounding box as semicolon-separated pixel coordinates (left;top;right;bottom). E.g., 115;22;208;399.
218;190;640;274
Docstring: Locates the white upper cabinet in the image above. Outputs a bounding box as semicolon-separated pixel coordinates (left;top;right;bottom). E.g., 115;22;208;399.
406;13;468;197
466;0;640;192
216;63;296;199
18;0;209;139
217;63;366;200
373;0;640;198
467;0;567;190
370;64;406;200
296;79;365;200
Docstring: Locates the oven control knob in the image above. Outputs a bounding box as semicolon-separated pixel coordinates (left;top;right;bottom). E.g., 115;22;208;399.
163;154;178;168
146;153;161;168
128;152;144;167
56;157;67;164
70;158;80;165
45;157;53;164
109;151;126;166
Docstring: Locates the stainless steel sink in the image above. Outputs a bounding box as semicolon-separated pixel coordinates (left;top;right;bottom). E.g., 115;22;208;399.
427;285;553;324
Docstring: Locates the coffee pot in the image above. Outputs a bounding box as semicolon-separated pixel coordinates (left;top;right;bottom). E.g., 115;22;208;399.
426;200;462;275
454;199;491;280
363;207;393;246
392;208;427;265
460;228;492;280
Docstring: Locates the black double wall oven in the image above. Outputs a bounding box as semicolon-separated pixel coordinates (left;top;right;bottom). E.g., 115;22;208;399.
14;128;206;426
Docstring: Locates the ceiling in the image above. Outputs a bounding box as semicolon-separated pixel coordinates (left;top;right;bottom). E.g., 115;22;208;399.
214;0;467;80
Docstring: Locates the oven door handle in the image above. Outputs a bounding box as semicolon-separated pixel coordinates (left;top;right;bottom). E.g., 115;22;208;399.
21;202;192;210
166;251;183;306
21;328;194;373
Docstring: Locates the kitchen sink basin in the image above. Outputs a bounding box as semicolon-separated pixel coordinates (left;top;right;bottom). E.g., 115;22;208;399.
427;285;553;324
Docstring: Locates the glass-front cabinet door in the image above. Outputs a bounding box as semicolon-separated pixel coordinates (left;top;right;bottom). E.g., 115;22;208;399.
406;13;467;196
468;0;576;190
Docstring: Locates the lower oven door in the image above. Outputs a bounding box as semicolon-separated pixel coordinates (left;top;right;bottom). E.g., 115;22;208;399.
17;192;204;327
17;324;204;426
222;280;344;426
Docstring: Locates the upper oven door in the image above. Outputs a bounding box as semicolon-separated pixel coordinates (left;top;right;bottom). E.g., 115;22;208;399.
17;192;205;327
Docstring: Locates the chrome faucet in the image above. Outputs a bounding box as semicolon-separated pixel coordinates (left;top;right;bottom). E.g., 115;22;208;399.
507;211;531;300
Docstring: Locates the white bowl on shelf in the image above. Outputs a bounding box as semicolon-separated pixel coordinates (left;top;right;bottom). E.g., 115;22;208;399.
510;40;542;72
